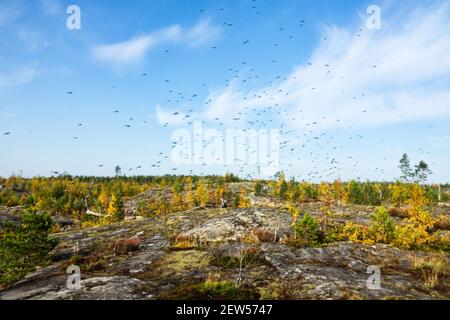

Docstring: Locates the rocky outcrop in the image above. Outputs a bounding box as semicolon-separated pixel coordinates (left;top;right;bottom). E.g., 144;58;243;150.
259;242;433;299
123;188;173;217
175;208;292;244
0;206;448;300
0;275;146;300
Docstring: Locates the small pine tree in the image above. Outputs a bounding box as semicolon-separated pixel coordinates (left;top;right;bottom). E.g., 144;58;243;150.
171;183;184;212
399;154;413;182
107;192;124;222
275;172;288;199
268;180;277;198
318;182;334;238
254;182;263;197
369;206;396;244
114;165;122;177
294;213;322;246
0;211;58;285
184;176;195;210
195;180;209;208
238;187;250;208
414;161;432;184
98;190;109;210
214;185;226;207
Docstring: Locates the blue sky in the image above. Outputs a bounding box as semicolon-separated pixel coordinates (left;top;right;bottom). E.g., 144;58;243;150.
0;0;449;182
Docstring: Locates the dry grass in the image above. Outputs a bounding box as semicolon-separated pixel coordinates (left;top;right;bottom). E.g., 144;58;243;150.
281;237;311;248
248;228;276;243
388;207;410;219
433;215;450;231
110;236;141;255
412;253;449;289
172;235;199;250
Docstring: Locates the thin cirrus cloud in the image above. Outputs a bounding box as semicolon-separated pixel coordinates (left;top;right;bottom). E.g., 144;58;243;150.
39;0;61;15
0;66;37;88
201;3;450;131
155;104;188;126
91;19;220;67
185;19;221;47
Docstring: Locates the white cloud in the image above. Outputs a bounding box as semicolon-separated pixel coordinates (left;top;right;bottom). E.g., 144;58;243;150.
155;105;188;126
0;67;37;87
185;19;221;47
201;3;450;130
18;28;49;51
93;34;157;65
202;81;253;122
92;20;220;66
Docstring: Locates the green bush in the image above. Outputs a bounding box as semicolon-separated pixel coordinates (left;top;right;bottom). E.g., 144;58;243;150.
347;181;384;206
368;206;396;244
423;186;439;204
0;211;58;285
254;182;263;196
294;213;323;246
442;192;450;202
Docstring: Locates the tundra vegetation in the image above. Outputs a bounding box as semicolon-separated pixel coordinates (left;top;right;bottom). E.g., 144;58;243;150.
0;157;448;299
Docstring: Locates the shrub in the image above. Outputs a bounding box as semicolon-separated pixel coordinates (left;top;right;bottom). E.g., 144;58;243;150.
237;188;250;208
111;236;141;255
388;207;409;219
195;180;209;208
294;214;323;246
322;221;345;243
338;222;373;244
394;223;432;250
393;184;434;249
389;182;410;208
275;172;288;200
254;182;263;196
250;228;276;243
0;211;58;285
298;182;318;202
441;192;450;202
346;181;364;205
368;206;396;244
423;186;439;204
345;181;385;206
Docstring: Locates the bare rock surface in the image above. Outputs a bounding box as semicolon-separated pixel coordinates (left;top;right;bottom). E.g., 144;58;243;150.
1;206;448;300
175;208;292;244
